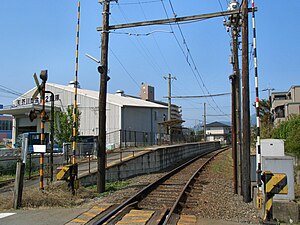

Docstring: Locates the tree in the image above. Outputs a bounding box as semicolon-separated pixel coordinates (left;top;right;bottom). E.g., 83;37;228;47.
272;115;300;156
54;106;81;146
253;98;272;138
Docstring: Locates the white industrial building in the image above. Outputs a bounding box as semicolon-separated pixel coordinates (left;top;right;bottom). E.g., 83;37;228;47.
0;83;183;148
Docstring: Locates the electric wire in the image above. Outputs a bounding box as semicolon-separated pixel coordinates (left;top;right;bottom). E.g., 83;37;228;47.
109;47;140;88
0;84;23;96
137;0;173;73
116;3;165;75
164;0;229;117
112;0;164;6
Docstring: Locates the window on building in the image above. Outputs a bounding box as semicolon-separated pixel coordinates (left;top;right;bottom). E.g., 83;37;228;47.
0;120;12;131
154;111;157;121
274;94;287;100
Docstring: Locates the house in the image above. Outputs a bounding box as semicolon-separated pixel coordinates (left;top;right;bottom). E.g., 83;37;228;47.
0;82;182;148
205;121;231;144
271;85;300;125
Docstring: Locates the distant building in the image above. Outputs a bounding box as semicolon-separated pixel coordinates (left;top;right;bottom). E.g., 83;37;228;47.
271;85;300;125
0;82;182;148
0;115;12;142
205;121;231;144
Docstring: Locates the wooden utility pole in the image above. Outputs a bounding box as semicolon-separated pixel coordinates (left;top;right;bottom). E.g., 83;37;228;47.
230;71;237;194
203;103;207;142
225;3;241;194
97;0;110;193
232;22;241;195
241;0;251;203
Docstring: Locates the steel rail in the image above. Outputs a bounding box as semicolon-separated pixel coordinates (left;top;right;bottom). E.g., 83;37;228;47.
162;147;229;224
93;146;226;225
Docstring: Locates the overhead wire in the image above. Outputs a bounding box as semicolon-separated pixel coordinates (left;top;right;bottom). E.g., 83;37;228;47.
116;3;165;75
137;0;173;73
0;84;23;96
109;47;140;88
112;0;164;6
163;0;229;117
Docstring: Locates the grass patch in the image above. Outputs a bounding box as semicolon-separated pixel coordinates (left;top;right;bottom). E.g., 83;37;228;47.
0;175;14;182
0;182;98;210
87;180;130;197
209;150;233;180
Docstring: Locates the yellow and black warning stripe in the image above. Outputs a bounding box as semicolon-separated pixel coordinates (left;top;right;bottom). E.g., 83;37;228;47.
264;172;288;195
263;171;288;222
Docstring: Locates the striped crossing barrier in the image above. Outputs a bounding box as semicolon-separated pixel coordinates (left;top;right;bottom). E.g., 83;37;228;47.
262;171;288;224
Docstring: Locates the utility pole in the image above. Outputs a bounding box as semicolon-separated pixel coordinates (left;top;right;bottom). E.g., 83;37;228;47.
45;91;54;182
97;0;111;193
262;86;274;137
224;0;241;195
241;0;251;203
229;73;237;194
203;102;207;142
164;74;176;143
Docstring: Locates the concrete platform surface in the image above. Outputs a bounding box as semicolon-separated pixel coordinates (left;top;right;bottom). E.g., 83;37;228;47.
0;207;89;225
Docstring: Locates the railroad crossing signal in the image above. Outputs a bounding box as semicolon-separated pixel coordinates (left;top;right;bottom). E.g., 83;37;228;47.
32;72;42;100
30;72;49;122
29;73;43;122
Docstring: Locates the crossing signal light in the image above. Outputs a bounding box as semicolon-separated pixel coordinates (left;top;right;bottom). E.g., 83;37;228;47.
29;109;37;122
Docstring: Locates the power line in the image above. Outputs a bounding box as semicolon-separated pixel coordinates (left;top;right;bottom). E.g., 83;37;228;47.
163;0;229;117
109;48;140;88
116;3;165;75
137;0;173;73
112;0;164;5
0;84;23;96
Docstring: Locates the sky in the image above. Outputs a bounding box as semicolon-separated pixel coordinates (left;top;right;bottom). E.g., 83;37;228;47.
0;0;299;128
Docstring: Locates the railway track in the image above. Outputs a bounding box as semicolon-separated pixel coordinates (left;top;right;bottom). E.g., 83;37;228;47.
91;146;229;225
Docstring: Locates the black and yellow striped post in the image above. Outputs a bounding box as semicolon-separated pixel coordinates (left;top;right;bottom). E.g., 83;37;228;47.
39;70;48;190
71;1;80;195
262;171;288;224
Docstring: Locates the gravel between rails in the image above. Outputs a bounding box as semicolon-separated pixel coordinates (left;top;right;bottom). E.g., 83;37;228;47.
92;149;262;224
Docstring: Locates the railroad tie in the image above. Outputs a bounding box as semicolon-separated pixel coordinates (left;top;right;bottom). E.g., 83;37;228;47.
177;215;197;225
116;209;155;225
65;204;113;225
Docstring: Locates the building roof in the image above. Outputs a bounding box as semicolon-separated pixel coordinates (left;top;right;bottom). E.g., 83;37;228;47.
47;83;168;109
206;121;231;127
0;83;168;116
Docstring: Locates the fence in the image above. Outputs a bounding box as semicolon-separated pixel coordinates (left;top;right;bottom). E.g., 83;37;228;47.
0;153;65;182
0;129;203;182
107;129;202;149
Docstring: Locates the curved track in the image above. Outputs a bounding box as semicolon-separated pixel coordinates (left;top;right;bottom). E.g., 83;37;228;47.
92;146;229;225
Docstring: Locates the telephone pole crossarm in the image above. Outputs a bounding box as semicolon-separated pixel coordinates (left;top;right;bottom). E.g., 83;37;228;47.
97;8;256;31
